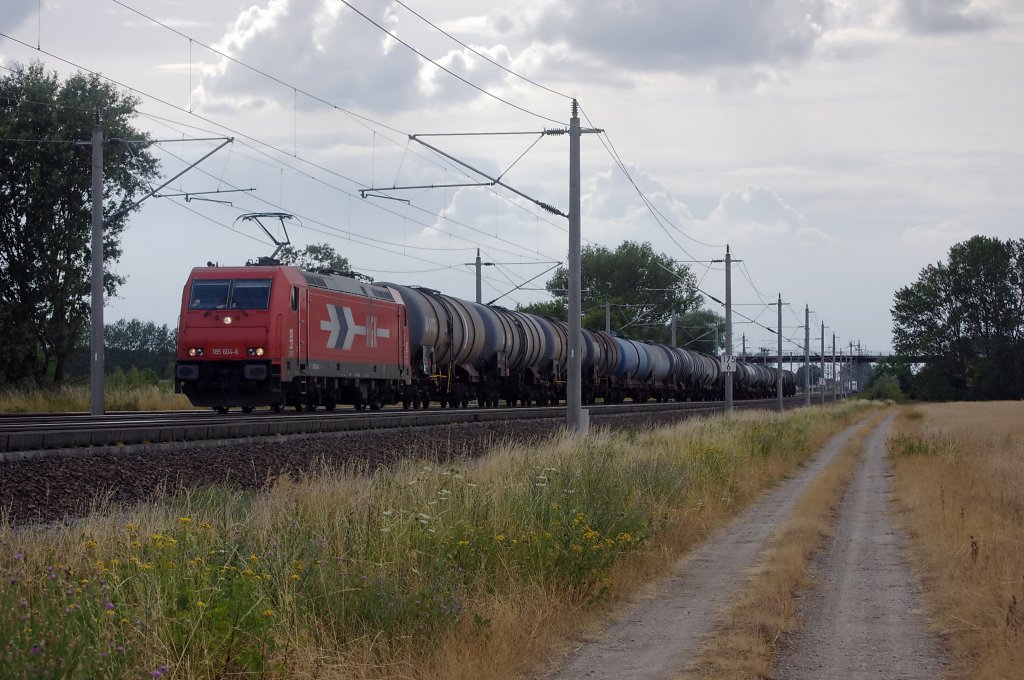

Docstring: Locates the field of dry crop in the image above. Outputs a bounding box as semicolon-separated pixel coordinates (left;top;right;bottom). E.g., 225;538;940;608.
889;401;1024;680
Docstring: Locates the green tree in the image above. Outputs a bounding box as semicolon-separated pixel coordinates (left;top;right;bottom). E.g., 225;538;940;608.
105;319;176;379
278;242;373;282
0;61;159;386
520;241;702;342
858;375;905;402
674;308;724;355
891;235;1024;400
795;364;823;389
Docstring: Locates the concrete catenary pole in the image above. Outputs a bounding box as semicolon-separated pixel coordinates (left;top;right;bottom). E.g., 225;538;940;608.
670;308;677;347
850;341;854;394
821;320;826;404
804;305;811;406
90;109;105;416
567;99;583;434
724;246;733;413
777;294;783;412
605;299;611;333
474;249;482;303
832;333;837;401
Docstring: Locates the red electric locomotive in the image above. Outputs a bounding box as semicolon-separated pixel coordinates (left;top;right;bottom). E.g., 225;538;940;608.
174;265;410;412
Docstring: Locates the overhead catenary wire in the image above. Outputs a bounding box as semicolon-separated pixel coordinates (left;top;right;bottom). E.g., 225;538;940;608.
391;0;572;101
42;39;564;267
2;10;590;300
1;25;569;260
4;15;824;334
334;0;564;126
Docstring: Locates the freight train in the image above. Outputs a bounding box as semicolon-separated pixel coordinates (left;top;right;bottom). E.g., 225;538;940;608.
174;263;796;413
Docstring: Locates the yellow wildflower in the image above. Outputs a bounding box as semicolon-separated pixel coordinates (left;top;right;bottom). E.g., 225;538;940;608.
262;609;276;618
196;600;207;609
178;517;193;525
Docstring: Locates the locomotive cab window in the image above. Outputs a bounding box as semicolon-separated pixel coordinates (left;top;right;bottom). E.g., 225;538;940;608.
189;278;271;311
231;279;272;309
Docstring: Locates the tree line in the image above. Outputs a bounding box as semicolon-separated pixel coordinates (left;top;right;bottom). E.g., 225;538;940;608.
885;235;1024;401
3;62;720;389
1;62;158;386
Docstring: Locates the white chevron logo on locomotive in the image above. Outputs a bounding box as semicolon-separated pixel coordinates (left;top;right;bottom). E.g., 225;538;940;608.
320;305;391;350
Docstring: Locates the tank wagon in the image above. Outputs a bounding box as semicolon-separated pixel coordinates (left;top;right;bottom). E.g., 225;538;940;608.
175;264;797;412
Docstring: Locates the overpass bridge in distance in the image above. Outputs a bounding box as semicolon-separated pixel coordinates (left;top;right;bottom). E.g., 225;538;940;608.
742;352;899;365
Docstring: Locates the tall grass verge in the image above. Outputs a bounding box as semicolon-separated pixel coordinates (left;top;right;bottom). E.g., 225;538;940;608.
675;407;890;679
889;402;1024;680
0;383;192;413
0;402;871;678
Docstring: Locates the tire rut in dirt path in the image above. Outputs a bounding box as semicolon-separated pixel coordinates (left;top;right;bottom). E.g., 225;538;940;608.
772;414;948;679
543;420;870;680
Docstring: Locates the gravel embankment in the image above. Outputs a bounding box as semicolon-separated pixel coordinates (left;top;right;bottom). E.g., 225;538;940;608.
0;409;699;525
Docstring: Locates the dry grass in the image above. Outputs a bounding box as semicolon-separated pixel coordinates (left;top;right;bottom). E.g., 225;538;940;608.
888;401;1024;680
673;407;892;679
0;403;873;679
0;383;193;412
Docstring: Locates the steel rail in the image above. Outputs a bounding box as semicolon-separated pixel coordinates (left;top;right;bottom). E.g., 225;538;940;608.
0;397;815;461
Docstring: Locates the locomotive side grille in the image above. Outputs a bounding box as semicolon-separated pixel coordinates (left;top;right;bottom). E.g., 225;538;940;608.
305;275;328;289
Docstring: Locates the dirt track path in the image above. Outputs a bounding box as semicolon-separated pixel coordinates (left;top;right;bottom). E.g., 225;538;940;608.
544;420;867;680
772;414;947;679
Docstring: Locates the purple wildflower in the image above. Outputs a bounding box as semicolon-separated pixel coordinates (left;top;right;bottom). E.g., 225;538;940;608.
104;600;115;610
30;645;41;655
14;552;24;560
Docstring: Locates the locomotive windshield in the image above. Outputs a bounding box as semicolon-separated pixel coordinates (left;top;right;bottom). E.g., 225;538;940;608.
189;278;272;310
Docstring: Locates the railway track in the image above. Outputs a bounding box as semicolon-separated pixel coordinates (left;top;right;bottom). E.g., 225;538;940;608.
0;398;805;460
0;397;812;524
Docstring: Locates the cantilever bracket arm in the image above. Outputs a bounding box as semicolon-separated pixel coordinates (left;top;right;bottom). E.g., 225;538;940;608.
104;137;234;227
409;135;568;218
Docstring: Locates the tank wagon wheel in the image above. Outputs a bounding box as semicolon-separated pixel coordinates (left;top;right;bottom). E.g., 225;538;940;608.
270;403;282;413
324;402;336;412
215;406;229;414
421;399;431;410
241;406;254;414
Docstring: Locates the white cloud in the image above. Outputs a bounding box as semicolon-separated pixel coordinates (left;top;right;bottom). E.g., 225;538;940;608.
895;0;1001;34
196;0;425;113
533;0;830;73
0;0;35;34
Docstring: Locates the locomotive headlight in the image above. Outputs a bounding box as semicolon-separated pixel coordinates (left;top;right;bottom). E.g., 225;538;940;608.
223;315;233;325
256;347;264;357
188;347;204;357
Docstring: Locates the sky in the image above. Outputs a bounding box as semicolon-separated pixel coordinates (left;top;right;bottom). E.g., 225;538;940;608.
2;0;1021;355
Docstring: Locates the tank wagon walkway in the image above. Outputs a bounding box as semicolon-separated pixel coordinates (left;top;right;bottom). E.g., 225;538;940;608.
542;415;946;680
